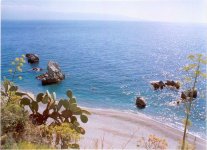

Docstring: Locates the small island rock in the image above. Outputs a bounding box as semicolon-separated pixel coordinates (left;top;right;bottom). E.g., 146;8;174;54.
36;61;65;85
26;53;39;63
136;97;146;109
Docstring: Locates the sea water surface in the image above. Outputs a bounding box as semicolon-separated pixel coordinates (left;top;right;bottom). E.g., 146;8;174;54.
1;21;207;139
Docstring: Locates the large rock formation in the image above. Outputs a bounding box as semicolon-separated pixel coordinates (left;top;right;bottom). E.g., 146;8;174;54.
36;61;65;85
150;80;180;90
26;53;39;64
135;97;146;109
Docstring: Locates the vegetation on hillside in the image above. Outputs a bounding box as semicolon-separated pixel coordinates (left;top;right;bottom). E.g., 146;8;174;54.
1;55;90;149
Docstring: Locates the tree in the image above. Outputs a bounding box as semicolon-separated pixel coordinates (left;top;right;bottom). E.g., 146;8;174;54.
181;54;207;150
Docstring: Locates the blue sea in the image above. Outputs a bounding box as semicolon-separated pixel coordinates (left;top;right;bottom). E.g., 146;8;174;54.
1;20;207;139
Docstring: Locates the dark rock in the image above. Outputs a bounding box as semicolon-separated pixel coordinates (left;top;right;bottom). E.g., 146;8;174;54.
165;80;173;86
181;89;197;100
36;61;65;85
150;81;165;90
174;82;180;89
181;92;187;99
165;80;180;89
159;81;165;89
36;73;48;80
187;89;197;98
151;82;160;90
26;53;39;63
136;97;146;109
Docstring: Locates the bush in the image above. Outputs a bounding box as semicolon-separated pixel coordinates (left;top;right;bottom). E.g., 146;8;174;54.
1;78;90;149
18;89;90;149
137;134;168;150
1;103;28;134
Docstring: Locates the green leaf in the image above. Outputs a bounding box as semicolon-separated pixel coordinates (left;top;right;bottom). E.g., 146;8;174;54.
62;100;69;109
9;86;18;92
61;110;72;118
20;97;31;106
71;116;77;123
80;115;88;123
36;93;44;102
58;99;69;110
48;101;56;110
69;97;76;104
77;127;85;134
57;99;64;111
51;92;56;101
66;90;73;98
15;91;28;97
42;94;49;104
30;101;38;112
73;121;80;127
70;103;77;112
82;109;91;115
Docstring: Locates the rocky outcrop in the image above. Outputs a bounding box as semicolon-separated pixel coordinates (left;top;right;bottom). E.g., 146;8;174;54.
135;97;146;109
36;61;65;85
165;80;180;89
26;54;39;64
150;81;165;90
150;80;180;90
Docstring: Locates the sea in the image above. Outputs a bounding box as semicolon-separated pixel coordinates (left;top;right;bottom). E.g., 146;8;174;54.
1;20;206;139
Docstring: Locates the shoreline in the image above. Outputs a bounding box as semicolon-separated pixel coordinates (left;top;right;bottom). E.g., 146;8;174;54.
80;107;207;149
22;92;207;149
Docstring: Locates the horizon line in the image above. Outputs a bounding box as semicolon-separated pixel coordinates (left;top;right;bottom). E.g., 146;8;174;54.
2;19;207;25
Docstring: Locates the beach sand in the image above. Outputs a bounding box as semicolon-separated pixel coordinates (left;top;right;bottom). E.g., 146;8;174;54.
79;108;206;149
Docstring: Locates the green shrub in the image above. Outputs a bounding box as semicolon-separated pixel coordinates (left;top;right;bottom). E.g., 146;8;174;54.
1;103;28;135
18;89;90;149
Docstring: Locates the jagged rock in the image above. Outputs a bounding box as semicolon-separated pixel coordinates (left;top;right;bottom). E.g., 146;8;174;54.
165;80;180;89
136;97;146;109
150;81;165;90
159;81;165;89
37;61;65;85
151;82;160;90
26;53;39;63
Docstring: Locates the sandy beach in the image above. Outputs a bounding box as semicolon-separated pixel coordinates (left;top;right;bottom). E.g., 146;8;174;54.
80;108;207;149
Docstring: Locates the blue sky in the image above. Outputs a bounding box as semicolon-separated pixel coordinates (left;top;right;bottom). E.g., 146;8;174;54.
2;0;207;23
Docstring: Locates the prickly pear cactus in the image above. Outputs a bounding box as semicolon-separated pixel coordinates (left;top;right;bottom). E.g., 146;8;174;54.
19;89;90;149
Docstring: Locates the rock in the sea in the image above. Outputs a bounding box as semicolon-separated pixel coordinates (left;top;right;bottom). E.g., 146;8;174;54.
37;61;65;85
150;81;165;90
135;97;146;109
181;89;197;100
159;81;165;89
151;82;160;90
165;80;180;89
26;53;39;63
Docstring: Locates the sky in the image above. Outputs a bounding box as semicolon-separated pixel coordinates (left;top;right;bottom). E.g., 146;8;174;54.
1;0;207;23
